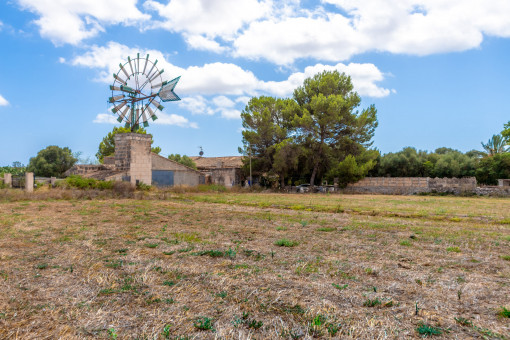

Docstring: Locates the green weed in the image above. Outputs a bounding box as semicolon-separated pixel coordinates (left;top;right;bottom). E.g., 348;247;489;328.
275;239;299;247
194;316;214;331
416;323;442;336
363;298;381;307
317;227;336;232
446;246;461;253
400;240;412;246
497;306;510;318
332;283;348;290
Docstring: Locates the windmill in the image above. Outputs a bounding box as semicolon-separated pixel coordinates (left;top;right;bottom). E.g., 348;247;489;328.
109;53;181;131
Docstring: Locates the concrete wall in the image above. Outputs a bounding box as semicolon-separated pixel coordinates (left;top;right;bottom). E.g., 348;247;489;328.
114;133;152;185
174;171;200;186
202;168;241;187
344;177;477;195
151;153;202;187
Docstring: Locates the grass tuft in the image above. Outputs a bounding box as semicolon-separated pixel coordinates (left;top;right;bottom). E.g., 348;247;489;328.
274;239;299;247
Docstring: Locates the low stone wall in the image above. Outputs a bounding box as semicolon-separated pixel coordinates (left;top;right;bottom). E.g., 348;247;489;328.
344;177;479;195
475;186;510;196
344;177;429;195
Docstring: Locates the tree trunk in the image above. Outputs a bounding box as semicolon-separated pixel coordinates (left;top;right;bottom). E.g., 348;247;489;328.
280;174;285;189
310;160;319;186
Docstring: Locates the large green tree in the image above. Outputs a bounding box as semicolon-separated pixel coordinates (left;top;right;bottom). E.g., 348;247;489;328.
241;96;297;185
293;70;378;186
27;145;77;177
96;127;161;163
476;153;510;185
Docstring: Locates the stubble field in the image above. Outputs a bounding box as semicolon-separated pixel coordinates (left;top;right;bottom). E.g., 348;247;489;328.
0;190;509;339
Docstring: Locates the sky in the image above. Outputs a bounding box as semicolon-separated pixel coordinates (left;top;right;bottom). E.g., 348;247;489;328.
1;0;510;166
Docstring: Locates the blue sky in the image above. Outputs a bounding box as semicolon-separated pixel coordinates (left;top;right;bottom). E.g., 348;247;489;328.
1;0;509;166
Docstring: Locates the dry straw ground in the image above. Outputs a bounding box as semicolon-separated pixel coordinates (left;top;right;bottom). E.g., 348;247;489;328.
0;189;509;339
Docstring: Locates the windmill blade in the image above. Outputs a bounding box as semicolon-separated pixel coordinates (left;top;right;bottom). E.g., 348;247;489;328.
119;63;130;79
111;101;127;113
109;94;125;103
149;69;164;83
159;76;181;102
135;106;141;125
149;98;164;111
113;73;127;85
141;107;149;127
145;104;158;121
151;80;168;89
125;107;133;124
127;56;134;75
120;85;136;94
137;53;140;74
110;85;121;91
142;54;149;74
146;59;158;80
117;105;130;123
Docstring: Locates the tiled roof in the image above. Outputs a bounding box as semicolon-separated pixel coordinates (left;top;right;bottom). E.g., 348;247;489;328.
190;156;243;169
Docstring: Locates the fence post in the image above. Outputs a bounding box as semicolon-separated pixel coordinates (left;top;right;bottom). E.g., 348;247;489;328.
25;172;34;193
50;177;56;187
4;173;12;188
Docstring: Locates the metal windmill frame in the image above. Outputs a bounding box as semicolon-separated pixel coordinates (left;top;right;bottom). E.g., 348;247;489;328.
109;53;181;131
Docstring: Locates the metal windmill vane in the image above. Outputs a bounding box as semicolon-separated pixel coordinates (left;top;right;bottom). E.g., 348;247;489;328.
109;53;181;131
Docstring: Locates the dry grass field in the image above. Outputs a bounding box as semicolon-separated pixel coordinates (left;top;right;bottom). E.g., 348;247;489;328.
0;190;509;339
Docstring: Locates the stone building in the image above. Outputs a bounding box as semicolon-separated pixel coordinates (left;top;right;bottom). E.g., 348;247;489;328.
190;156;244;187
65;133;203;187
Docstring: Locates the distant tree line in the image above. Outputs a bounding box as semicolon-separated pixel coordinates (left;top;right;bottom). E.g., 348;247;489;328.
241;70;509;187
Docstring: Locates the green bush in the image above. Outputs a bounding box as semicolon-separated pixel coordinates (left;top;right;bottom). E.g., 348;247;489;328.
64;175;114;190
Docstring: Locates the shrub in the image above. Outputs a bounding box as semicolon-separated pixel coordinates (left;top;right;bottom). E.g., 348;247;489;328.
274;239;299;247
64;175;114;190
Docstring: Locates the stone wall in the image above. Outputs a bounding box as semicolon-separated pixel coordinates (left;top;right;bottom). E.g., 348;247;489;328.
114;133;152;185
202;168;241;187
344;177;478;195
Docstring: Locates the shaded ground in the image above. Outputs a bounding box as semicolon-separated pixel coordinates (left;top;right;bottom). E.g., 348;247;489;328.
0;192;509;339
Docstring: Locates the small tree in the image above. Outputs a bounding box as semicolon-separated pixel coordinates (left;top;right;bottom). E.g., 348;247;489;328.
96;127;161;163
27;145;77;177
168;154;197;169
481;134;508;156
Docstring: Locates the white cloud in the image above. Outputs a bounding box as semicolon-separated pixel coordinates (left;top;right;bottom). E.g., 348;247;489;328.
178;96;215;115
93;113;118;124
155;112;198;128
235;96;251;105
232;0;510;64
73;42;392;98
93;111;197;128
144;0;271;40
261;62;391;98
17;0;149;45
212;96;236;108
74;42;392;123
183;34;227;53
219;109;241;119
58;57;66;63
0;94;9;106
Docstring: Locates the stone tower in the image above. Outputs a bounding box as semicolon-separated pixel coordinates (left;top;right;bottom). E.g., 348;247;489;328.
114;133;152;185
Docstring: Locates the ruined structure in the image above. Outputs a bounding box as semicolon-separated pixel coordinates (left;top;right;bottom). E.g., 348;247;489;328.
65;133;203;187
190;156;244;187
